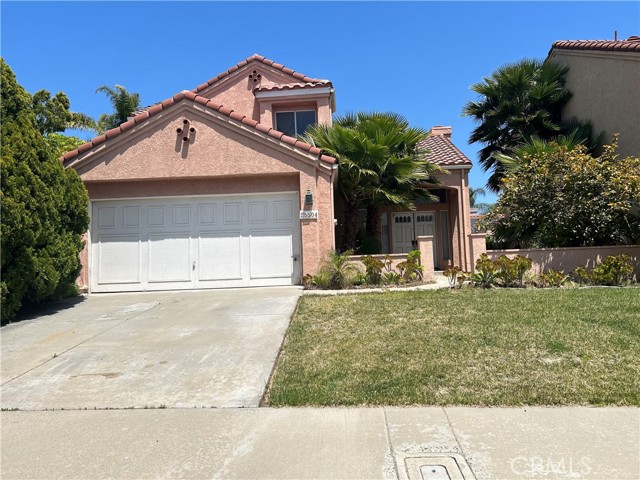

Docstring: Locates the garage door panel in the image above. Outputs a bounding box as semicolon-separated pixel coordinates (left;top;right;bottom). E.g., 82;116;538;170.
198;203;216;225
198;232;242;281
249;229;293;279
223;203;241;225
273;200;293;223
148;233;191;283
148;205;167;227
97;235;141;284
91;193;300;292
97;207;117;229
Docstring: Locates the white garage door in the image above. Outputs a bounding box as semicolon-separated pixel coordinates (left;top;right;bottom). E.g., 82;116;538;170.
90;193;301;293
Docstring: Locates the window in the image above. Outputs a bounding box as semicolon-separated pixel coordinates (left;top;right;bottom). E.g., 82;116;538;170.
275;110;316;137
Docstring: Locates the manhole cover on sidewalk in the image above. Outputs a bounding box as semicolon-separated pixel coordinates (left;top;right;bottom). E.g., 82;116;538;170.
400;454;475;480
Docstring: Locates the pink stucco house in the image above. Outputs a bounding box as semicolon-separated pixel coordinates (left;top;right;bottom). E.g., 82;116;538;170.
63;55;474;293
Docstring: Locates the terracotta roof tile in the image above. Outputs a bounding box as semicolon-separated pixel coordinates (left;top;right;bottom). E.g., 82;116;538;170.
254;82;331;93
61;91;336;166
551;36;640;53
418;128;472;167
191;54;328;94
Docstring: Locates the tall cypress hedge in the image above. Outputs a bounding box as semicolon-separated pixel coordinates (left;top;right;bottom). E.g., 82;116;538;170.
1;59;89;323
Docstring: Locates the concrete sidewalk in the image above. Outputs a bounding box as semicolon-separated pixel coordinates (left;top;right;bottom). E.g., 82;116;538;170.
1;406;637;479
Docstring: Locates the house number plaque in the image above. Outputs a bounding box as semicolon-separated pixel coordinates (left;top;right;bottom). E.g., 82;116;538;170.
300;210;319;220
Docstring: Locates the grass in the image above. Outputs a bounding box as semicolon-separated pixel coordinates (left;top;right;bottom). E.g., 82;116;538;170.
266;288;640;406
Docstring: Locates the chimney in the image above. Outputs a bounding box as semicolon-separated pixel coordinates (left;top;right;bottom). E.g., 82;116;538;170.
431;125;452;137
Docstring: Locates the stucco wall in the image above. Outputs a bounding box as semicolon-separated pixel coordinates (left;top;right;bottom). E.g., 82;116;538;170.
70;102;336;286
196;63;294;122
550;49;640;157
486;245;640;278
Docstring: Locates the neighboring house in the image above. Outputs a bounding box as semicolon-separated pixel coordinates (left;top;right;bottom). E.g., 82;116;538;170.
63;55;474;293
548;36;640;158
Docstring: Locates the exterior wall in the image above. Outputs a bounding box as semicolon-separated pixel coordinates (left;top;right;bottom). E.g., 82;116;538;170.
258;96;333;130
486;245;640;278
70;103;336;287
195;63;295;121
549;49;640;157
193;61;333;129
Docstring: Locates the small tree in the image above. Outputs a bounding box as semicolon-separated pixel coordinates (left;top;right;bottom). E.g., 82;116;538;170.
1;59;89;323
482;139;640;248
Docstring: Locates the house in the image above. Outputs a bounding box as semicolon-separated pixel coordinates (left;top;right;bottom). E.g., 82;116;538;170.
547;36;640;158
63;55;474;293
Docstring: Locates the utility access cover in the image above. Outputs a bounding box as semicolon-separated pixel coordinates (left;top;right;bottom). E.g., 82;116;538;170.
420;464;451;480
400;453;475;480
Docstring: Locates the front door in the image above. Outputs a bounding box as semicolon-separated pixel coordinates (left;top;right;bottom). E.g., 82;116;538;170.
391;212;437;263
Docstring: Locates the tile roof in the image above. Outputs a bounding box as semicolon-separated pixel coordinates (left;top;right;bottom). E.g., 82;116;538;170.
551;36;640;53
192;54;330;94
418;128;472;167
254;82;331;93
61;91;336;166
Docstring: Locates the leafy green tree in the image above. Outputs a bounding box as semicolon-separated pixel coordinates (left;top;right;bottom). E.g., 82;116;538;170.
463;59;601;191
95;84;140;133
31;90;96;135
46;133;86;159
1;59;89;323
481;138;640;248
303;112;444;251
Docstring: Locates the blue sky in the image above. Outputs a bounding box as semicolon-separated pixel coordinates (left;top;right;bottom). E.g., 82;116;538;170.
2;1;638;204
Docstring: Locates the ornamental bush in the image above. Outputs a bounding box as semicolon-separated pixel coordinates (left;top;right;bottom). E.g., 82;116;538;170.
1;60;89;323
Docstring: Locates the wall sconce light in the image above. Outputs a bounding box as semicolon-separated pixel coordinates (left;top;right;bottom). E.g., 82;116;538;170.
304;189;313;206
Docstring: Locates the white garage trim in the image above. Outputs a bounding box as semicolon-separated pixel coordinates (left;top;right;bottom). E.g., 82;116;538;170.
90;192;301;293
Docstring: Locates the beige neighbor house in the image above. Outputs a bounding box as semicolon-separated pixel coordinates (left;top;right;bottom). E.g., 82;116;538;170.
548;35;640;158
63;55;474;293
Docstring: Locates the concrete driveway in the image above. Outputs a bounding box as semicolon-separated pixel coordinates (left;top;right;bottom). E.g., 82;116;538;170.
0;287;301;410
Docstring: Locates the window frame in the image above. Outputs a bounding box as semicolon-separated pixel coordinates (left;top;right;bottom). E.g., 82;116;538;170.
275;109;317;137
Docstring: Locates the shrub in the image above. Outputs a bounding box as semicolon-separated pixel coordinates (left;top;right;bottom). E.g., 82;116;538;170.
573;255;634;286
314;250;358;290
397;250;423;282
1;60;89;323
383;271;402;286
539;269;569;288
443;266;462;288
471;254;499;288
361;255;385;285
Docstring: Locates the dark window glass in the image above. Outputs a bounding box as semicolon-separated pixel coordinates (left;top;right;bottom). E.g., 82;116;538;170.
295;110;316;135
275;112;295;137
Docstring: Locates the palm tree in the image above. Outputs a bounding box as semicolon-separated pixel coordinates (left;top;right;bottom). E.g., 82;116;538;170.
95;85;140;133
303;112;445;251
469;187;486;208
463;59;572;191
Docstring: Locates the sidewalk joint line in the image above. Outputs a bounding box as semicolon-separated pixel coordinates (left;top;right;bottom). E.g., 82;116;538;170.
442;407;478;480
383;407;401;479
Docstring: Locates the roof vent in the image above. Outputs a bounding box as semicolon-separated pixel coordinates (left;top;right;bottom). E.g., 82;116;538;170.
626;35;640;43
248;70;262;83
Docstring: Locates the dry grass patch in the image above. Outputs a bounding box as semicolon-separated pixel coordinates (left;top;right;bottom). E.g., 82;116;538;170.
266;288;640;406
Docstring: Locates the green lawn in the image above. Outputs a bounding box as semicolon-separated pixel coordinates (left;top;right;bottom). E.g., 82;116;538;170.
266;288;640;406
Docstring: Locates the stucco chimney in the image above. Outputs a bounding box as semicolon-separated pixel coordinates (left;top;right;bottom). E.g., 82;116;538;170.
431;125;452;137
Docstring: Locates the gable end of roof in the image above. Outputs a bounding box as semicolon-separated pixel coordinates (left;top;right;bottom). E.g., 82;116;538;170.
61;91;336;166
192;54;330;94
